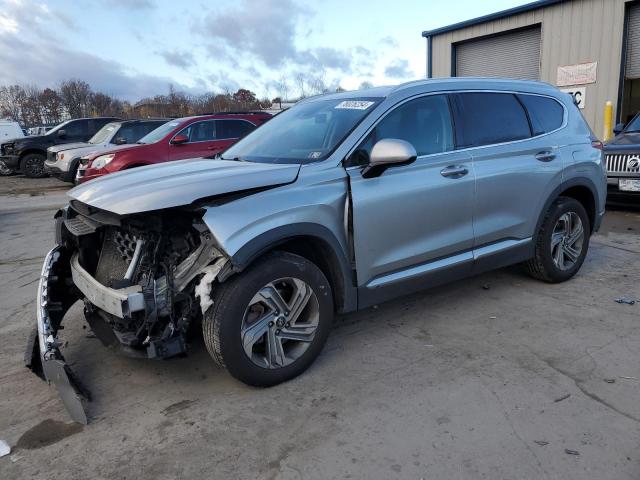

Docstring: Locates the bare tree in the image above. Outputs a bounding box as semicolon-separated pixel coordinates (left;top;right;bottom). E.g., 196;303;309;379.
39;88;63;124
60;79;94;118
93;92;113;116
20;85;44;126
276;74;290;102
0;85;26;121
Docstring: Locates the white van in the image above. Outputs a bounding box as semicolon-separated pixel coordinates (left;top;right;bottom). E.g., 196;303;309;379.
0;119;24;142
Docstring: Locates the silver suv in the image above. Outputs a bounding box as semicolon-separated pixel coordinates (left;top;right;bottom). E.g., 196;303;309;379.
28;78;606;423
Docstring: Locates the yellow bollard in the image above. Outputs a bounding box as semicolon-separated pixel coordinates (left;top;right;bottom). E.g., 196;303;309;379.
603;101;613;142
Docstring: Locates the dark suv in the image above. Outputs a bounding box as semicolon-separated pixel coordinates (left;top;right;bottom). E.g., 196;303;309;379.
0;117;119;177
604;113;640;203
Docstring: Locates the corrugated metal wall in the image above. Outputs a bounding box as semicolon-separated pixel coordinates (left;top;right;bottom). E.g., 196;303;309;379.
625;4;640;78
427;0;630;137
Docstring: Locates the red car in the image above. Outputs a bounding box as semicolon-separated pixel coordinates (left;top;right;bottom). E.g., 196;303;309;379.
76;112;271;183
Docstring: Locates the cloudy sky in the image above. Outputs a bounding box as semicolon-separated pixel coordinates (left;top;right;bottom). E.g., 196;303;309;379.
0;0;530;100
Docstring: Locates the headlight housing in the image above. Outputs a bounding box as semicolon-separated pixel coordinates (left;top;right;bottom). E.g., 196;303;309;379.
91;154;115;169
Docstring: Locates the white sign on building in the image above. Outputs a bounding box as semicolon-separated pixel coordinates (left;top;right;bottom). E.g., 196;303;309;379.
557;62;597;87
560;87;587;109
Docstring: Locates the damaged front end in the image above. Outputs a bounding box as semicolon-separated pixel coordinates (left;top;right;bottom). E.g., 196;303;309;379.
26;202;228;423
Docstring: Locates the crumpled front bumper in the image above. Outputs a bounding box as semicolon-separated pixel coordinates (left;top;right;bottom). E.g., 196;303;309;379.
26;246;90;424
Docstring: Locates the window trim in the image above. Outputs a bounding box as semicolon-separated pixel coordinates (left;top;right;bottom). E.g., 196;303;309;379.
343;89;567;169
169;118;256;145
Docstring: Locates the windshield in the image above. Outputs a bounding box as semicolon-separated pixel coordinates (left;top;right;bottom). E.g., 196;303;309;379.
624;114;640;132
89;123;119;144
137;120;181;144
46;120;73;137
221;97;382;164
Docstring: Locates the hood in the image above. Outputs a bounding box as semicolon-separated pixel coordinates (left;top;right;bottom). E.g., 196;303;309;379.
68;158;301;215
605;132;640;150
61;143;113;160
84;143;141;159
48;142;91;154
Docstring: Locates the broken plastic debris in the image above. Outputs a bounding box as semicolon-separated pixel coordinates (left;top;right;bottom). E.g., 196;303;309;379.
0;439;10;457
614;297;636;305
604;378;616;384
534;440;549;446
564;449;580;456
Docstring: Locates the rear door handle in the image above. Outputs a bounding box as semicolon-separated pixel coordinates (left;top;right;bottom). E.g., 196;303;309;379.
440;165;469;178
535;151;556;162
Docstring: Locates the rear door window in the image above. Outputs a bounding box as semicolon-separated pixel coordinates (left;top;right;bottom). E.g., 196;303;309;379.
452;92;531;148
517;94;564;135
217;120;255;139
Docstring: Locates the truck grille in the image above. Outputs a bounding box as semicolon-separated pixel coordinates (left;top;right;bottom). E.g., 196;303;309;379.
605;154;640;173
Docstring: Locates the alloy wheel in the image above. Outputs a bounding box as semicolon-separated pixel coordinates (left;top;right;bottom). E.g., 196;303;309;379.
550;212;584;271
241;277;319;369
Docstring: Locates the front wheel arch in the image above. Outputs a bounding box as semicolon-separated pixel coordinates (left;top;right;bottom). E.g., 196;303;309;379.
226;224;357;314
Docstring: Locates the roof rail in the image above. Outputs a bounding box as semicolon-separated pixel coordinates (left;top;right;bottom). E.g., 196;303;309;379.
197;111;272;116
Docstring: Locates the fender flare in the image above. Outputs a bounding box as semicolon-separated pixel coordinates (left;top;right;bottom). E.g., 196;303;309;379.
534;177;601;236
227;223;357;313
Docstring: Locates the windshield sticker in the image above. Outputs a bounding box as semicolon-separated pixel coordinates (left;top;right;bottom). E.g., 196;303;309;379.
335;100;375;110
308;151;322;159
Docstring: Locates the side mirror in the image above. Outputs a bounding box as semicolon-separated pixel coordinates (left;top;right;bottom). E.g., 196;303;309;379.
362;138;417;178
114;137;127;145
613;123;625;135
171;134;189;145
57;129;67;138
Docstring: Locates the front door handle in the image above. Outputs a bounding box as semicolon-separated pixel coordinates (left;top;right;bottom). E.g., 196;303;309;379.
535;151;556;162
440;165;469;178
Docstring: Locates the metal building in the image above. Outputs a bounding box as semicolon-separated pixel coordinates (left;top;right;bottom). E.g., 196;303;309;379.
422;0;640;137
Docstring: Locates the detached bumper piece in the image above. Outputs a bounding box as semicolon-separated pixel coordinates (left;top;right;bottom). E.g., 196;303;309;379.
26;247;89;424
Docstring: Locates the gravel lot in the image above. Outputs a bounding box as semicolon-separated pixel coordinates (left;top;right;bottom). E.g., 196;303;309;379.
0;175;639;480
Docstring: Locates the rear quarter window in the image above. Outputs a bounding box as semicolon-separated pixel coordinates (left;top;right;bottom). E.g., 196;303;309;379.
452;92;531;148
517;94;564;136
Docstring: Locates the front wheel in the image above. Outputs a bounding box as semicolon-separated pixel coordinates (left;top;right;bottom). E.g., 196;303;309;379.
525;197;590;283
203;251;334;387
21;153;47;178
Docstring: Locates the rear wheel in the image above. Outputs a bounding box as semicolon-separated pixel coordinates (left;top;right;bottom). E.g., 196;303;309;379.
203;251;333;386
525;197;590;283
21;153;47;178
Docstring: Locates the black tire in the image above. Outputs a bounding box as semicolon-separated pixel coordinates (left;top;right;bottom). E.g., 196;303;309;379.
203;251;333;387
61;159;80;184
525;197;590;283
21;153;47;178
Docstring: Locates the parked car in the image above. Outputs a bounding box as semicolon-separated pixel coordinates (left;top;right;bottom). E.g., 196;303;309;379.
27;79;606;423
0;117;119;177
45;119;169;183
76;112;272;183
604;114;640;204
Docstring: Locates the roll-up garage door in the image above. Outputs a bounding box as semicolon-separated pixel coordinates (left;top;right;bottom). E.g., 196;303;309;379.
625;4;640;79
455;26;541;80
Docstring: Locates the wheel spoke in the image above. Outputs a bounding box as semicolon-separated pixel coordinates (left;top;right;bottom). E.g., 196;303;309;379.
287;279;312;323
566;222;584;247
258;283;289;314
551;231;564;248
266;328;286;367
241;311;275;358
554;243;564;269
563;244;580;262
278;324;317;343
